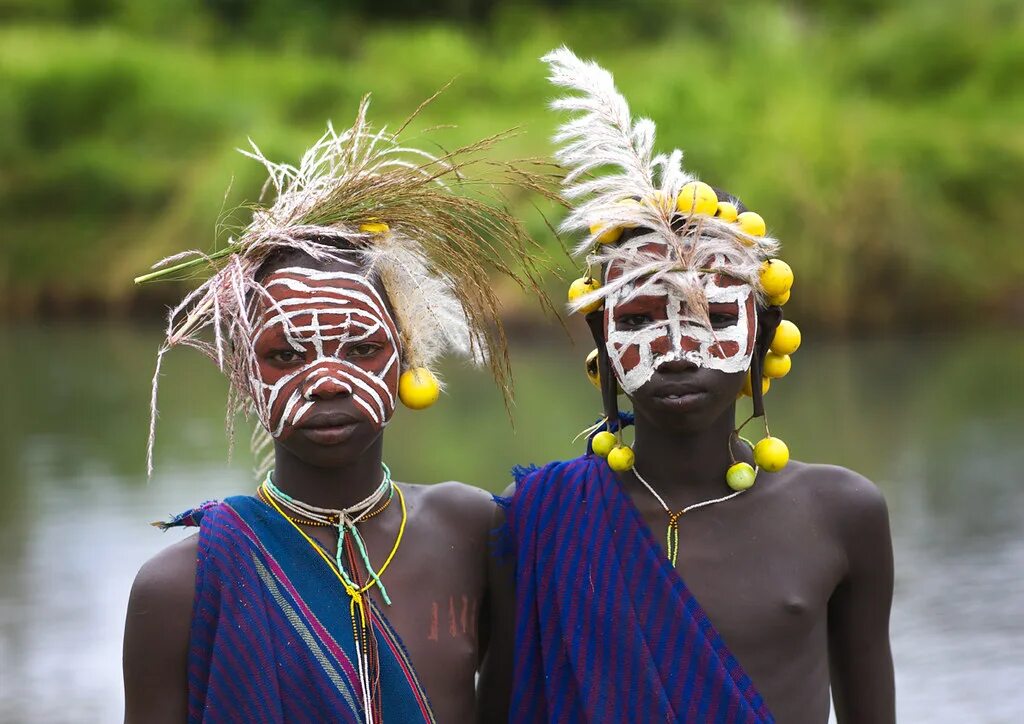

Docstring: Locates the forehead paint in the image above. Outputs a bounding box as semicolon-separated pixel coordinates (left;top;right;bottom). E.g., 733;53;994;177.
604;264;757;395
249;266;401;438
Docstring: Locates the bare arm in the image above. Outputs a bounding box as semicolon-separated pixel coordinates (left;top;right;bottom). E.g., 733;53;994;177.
476;483;516;723
123;534;198;724
827;471;896;724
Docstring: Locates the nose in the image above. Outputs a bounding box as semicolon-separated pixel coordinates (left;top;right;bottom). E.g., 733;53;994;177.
656;355;698;374
302;373;352;401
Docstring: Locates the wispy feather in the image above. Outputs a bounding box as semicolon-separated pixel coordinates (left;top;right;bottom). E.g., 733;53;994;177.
543;47;780;317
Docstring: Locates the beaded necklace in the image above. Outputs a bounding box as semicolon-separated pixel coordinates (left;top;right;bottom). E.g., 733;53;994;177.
256;485;393;528
258;464;406;724
632;466;745;566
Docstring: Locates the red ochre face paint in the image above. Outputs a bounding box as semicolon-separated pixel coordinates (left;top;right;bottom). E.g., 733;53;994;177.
250;267;401;439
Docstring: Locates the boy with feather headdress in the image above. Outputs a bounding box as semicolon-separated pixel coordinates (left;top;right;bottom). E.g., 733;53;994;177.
122;94;554;724
482;48;895;724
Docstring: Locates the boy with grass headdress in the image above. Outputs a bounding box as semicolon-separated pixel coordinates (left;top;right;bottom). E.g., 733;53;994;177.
123;94;555;723
482;48;895;724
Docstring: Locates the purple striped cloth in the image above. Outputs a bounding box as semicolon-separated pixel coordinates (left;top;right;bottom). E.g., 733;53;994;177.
505;455;774;723
166;496;435;723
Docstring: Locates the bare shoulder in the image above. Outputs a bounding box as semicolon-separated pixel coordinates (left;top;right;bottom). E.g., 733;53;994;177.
127;533;199;621
124;533;199;723
774;460;891;544
398;481;496;534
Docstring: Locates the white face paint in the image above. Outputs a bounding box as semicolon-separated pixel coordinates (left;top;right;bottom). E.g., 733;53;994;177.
604;260;757;395
249;267;401;439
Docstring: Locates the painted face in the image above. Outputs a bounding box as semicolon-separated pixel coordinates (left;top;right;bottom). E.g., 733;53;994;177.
249;266;401;439
604;244;757;394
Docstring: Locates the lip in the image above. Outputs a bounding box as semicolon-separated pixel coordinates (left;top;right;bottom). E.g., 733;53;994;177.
296;411;361;445
650;382;707;399
648;382;710;410
652;390;710;411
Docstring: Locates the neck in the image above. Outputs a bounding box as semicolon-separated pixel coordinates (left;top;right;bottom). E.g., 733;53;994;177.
630;404;747;501
270;437;386;510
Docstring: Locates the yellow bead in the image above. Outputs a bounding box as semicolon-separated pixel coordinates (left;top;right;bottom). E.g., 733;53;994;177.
759;259;793;298
726;462;757;491
398;367;440;410
716;201;739;223
677;181;719;217
770;320;801;355
359;221;390;234
592;431;617;458
763;352;792;379
568;277;603;314
736;211;766;237
767;288;791;306
607;445;635;472
754;436;789;472
588;221;623;245
740;371;771;397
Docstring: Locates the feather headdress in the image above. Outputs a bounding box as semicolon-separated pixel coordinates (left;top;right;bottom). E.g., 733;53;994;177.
542;46;780;321
139;93;556;475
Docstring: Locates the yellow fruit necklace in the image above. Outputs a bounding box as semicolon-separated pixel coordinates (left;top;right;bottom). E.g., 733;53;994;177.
631;465;746;567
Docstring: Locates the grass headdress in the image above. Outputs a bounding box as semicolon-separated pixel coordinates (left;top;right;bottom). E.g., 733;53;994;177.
544;47;801;481
139;93;555;475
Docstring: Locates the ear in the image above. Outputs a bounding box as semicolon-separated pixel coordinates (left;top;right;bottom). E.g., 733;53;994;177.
750;304;782;417
585;309;620;428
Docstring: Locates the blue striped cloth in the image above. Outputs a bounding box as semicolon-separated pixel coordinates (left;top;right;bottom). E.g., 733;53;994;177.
167;496;435;723
505;455;774;723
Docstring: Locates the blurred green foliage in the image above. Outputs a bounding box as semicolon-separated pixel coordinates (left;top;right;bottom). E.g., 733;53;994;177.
1;0;1022;330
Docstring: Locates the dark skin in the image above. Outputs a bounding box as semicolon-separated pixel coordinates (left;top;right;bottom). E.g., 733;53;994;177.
482;263;895;722
123;254;496;724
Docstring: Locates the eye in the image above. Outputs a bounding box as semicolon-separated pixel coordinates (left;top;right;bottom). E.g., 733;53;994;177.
267;349;306;366
347;342;384;359
617;313;654;329
709;312;738;329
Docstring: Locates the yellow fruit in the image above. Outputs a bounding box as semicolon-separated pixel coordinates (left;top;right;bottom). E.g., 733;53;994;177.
767;288;791;306
592;431;617;458
726;462;757;491
607;445;635;472
589;221;623;245
763;352;792;379
740;371;771;397
736;211;766;237
759;259;794;298
677;181;719;217
568;277;603;314
754;436;789;472
359;221;390;234
585;348;625;395
770;320;802;355
398;367;440;410
616;198;642;228
716;201;739;223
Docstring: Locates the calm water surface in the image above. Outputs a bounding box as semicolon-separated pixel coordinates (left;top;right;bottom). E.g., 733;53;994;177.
0;323;1021;723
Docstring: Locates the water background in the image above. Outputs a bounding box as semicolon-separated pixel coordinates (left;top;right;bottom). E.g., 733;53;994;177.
0;322;1021;723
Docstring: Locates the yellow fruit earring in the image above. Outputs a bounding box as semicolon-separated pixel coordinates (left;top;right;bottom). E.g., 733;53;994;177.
398;367;440;410
726;433;757;491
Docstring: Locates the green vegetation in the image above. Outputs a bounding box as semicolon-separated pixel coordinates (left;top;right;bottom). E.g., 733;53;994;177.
2;0;1022;330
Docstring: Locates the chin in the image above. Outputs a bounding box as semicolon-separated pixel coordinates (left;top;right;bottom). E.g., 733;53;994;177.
277;424;381;468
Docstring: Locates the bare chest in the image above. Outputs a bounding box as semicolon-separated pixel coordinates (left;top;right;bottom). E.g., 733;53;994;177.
633;492;844;652
312;523;486;720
